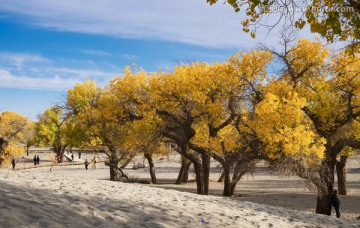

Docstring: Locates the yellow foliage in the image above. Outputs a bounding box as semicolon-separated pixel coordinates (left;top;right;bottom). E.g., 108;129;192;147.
64;41;360;166
229;50;273;83
252;90;325;159
0;144;23;164
0;111;31;163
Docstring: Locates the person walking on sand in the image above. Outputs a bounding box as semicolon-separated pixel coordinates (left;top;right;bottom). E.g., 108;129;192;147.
36;155;40;165
33;155;37;165
331;189;341;218
84;159;89;170
11;158;16;169
91;156;97;170
71;153;74;162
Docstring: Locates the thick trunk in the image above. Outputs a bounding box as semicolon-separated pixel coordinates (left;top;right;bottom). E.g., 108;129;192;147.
222;159;246;197
315;153;336;215
145;153;157;184
53;146;62;162
193;162;205;194
109;158;119;181
316;186;333;215
229;183;237;196
54;145;66;163
174;143;210;195
223;165;232;196
336;156;348;195
201;153;211;195
177;143;208;195
182;162;191;183
54;146;61;156
176;156;191;184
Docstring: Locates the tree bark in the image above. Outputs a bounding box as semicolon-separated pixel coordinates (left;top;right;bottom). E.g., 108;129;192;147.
177;143;208;195
221;158;251;197
53;145;66;162
223;164;232;196
201;153;211;195
176;156;191;184
109;157;119;181
145;153;157;184
315;153;336;215
336;156;348;195
229;183;237;196
193;162;204;194
182;161;191;183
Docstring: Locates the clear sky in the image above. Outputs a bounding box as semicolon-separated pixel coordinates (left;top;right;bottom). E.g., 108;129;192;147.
0;0;315;120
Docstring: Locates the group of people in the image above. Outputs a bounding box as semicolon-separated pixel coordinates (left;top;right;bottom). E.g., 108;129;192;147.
84;156;97;170
9;152;343;219
33;155;40;165
10;155;40;169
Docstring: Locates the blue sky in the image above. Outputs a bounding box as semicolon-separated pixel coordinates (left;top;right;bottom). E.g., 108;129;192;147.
0;0;315;120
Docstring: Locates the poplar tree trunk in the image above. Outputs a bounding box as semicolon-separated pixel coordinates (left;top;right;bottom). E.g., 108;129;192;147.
193;156;211;195
178;144;210;195
109;158;119;181
202;154;211;195
145;153;157;184
194;162;205;194
176;156;191;184
229;183;237;196
315;153;336;215
223;165;232;196
221;159;249;197
336;156;348;195
54;146;62;162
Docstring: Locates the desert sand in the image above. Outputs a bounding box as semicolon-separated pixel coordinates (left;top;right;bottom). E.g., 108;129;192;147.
1;150;359;227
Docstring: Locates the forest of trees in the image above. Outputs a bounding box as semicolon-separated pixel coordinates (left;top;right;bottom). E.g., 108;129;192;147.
1;38;359;216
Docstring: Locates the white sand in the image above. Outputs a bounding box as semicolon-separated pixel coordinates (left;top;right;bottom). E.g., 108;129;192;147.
1;159;360;228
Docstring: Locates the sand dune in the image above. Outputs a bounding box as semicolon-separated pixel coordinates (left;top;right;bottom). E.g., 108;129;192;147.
1;163;359;228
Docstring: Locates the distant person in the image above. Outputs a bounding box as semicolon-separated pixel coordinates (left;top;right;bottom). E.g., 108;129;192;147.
33;155;37;165
84;159;89;170
78;151;81;159
71;153;74;162
92;156;97;170
11;158;16;169
50;155;57;172
36;155;40;165
331;189;341;218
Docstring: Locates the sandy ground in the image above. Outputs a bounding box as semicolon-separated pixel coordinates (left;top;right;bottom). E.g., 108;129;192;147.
1;149;359;227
